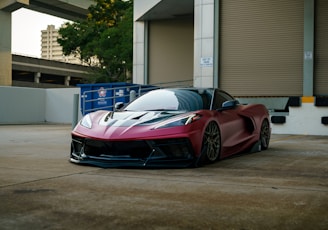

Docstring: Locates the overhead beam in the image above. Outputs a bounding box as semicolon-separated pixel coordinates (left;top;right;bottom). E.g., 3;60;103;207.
0;0;28;12
28;0;91;21
0;0;91;20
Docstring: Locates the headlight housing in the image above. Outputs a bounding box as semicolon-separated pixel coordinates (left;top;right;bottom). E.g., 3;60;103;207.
154;114;201;129
80;114;92;129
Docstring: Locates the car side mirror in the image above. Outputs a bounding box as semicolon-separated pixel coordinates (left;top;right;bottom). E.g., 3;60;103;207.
218;100;239;111
114;102;124;111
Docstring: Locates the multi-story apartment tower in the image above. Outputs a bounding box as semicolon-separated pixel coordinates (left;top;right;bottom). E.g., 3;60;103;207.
41;25;82;64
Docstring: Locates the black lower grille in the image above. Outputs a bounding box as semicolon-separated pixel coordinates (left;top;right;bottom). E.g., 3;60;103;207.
152;139;193;159
71;135;194;162
72;136;152;159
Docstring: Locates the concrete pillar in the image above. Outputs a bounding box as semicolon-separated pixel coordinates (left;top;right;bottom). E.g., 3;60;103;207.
193;0;215;88
34;72;41;83
133;21;147;85
303;0;314;97
0;10;12;86
65;76;71;86
133;0;162;84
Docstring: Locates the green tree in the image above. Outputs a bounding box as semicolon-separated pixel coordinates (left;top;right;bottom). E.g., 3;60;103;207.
58;0;133;83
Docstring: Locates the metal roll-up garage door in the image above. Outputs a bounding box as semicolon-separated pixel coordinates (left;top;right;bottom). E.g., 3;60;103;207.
219;0;304;97
148;18;194;85
315;0;328;96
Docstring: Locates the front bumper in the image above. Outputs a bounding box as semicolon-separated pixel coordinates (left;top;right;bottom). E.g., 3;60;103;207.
70;135;196;168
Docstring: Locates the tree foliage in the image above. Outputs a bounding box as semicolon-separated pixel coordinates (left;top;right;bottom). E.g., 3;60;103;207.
58;0;133;83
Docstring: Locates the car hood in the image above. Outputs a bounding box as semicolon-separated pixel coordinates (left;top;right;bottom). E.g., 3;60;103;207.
74;110;193;140
97;110;184;127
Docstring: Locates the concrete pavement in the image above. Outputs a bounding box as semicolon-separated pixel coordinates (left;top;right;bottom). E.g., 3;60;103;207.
0;124;327;229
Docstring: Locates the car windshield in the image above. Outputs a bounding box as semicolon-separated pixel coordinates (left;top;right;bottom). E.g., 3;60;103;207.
124;89;212;111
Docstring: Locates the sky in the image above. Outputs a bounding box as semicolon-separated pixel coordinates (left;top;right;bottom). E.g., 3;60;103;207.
12;8;69;58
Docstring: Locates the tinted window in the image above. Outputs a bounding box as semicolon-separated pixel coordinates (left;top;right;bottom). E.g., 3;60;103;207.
212;90;234;109
125;89;212;111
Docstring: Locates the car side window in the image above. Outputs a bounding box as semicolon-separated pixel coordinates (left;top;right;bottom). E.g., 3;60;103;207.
200;92;212;109
212;90;234;110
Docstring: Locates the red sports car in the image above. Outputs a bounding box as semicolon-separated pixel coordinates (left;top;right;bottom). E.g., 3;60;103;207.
70;88;271;168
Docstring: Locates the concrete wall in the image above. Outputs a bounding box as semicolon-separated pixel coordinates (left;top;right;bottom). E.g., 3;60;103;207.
45;88;81;123
271;103;328;136
0;86;81;124
0;87;46;123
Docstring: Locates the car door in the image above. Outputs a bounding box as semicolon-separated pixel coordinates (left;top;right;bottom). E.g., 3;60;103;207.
212;89;247;157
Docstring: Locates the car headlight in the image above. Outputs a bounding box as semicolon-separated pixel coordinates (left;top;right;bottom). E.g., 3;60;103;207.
154;114;201;129
80;114;92;129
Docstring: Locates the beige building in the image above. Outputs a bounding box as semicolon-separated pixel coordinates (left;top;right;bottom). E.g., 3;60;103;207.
41;25;83;64
133;0;328;135
134;0;328;97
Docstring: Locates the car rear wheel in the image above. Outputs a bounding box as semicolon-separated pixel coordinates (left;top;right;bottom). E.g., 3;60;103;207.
198;121;221;165
260;119;270;150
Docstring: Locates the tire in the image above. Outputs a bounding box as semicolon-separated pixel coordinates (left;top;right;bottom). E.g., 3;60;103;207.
198;121;221;165
260;119;270;150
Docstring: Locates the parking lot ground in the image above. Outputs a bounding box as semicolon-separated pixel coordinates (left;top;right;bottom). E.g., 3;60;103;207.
0;124;327;230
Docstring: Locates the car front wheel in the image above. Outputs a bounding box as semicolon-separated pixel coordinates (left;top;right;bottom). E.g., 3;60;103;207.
198;121;221;165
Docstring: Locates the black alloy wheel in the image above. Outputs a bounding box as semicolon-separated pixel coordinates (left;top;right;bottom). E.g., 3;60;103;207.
260;119;270;150
199;121;221;165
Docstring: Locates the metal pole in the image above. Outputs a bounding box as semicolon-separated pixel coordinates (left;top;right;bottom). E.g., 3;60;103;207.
72;94;79;129
130;90;136;102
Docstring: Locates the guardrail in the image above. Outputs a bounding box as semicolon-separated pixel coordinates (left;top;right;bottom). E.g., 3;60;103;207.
79;80;193;115
80;85;159;115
